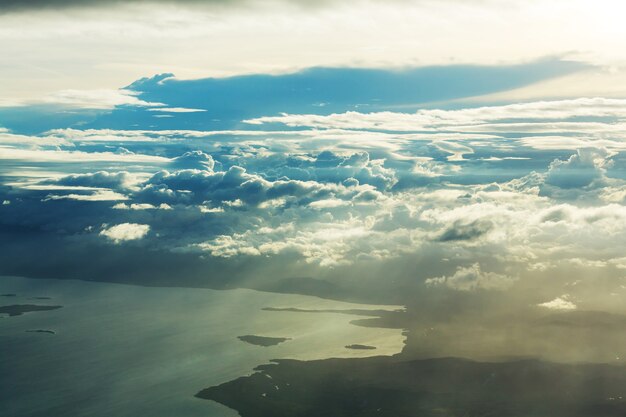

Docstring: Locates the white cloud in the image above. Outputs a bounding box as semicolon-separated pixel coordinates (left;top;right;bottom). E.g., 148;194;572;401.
432;140;474;161
100;223;150;243
148;107;207;113
245;98;626;132
44;190;128;201
112;202;172;210
1;89;163;110
192;234;261;258
308;198;349;209
0;147;168;164
2;99;626;282
0;131;70;147
538;295;577;311
425;263;516;291
545;148;613;189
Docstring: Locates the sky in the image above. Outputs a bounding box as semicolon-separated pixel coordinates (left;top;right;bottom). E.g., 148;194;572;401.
2;0;626;361
3;0;626;102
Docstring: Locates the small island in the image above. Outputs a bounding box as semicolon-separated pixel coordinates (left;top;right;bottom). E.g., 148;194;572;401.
26;329;56;335
0;304;62;317
238;335;291;347
345;344;376;350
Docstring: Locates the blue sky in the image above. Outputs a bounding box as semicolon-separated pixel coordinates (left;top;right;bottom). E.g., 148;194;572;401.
2;0;626;321
0;58;587;133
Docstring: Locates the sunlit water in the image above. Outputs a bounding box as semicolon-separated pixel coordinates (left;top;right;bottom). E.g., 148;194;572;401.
0;276;405;417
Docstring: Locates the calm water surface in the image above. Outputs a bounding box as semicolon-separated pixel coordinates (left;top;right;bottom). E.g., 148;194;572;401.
0;276;405;417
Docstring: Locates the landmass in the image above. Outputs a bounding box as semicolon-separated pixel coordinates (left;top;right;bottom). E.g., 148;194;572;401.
0;304;62;317
262;307;406;330
238;335;291;347
197;356;626;417
1;293;16;297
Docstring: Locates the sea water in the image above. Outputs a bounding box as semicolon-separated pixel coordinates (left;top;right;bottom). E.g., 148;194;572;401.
0;276;405;417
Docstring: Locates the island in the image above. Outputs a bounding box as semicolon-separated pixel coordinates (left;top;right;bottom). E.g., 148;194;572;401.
25;329;56;334
237;335;291;347
345;344;376;350
0;304;62;317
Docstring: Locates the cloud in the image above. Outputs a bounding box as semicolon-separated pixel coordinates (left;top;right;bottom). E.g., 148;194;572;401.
308;198;349;209
425;263;516;291
545;148;613;189
44;190;129;201
0;147;168;164
112;202;172;210
138;165;328;206
148;107;207;113
435;219;493;242
538;295;577;311
245;98;626;132
2;58;582;134
0;0;336;12
169;151;215;171
2;89;163;110
0;130;69;147
44;171;136;190
100;223;150;243
432;140;474;161
2;93;626;309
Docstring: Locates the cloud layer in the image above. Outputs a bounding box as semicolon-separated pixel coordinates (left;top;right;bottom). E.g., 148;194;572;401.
2;95;626;318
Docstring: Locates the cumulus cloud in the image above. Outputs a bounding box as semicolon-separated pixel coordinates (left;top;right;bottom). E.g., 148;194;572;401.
538;295;577;311
2;95;626;309
425;263;516;291
545;148;613;189
136;164;376;208
169;150;215;171
100;223;150;243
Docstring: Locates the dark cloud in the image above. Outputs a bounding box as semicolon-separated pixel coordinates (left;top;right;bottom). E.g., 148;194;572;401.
44;171;133;190
0;0;389;12
0;0;230;12
435;219;494;242
0;0;478;13
141;164;369;208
